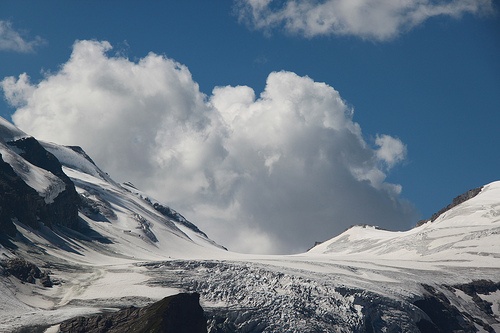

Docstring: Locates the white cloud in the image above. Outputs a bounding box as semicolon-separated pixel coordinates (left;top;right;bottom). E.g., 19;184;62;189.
1;40;415;254
235;0;494;40
0;20;45;53
375;134;406;169
1;73;35;107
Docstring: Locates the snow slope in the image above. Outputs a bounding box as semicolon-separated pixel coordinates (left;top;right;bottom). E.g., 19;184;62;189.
309;181;500;267
0;117;28;142
39;141;227;262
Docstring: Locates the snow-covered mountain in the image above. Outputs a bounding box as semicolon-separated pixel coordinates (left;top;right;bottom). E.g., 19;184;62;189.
0;117;499;332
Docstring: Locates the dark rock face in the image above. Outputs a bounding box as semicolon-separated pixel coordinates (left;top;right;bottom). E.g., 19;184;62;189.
413;284;495;333
0;137;80;241
146;198;209;238
0;152;45;237
1;257;53;287
413;292;467;332
416;186;483;227
59;293;207;333
455;280;500;317
8;137;80;230
80;193;117;222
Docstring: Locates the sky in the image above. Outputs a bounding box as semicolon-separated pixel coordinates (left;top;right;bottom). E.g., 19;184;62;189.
0;1;499;254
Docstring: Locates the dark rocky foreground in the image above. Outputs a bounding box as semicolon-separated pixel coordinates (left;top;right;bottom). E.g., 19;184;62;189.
58;292;207;333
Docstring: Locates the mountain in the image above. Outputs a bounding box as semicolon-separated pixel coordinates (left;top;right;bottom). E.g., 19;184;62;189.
0;117;499;332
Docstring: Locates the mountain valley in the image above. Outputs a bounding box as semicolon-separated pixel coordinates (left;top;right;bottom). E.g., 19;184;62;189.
0;117;499;333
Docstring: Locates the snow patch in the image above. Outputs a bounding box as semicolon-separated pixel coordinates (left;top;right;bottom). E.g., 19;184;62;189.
42;141;114;183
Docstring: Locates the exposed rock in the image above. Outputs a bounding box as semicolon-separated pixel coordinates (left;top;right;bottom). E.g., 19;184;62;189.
416;186;483;227
1;257;53;287
455;280;500;317
59;293;207;333
67;145;98;166
8;137;80;230
133;213;158;243
146;197;209;238
0;136;83;244
0;152;45;237
413;284;485;333
79;193;117;222
306;241;323;252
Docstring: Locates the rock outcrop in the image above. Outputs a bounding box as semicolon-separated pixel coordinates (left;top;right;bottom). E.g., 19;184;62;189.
416;186;483;227
0;136;80;242
1;257;53;287
8;137;80;230
0;153;40;238
58;293;207;333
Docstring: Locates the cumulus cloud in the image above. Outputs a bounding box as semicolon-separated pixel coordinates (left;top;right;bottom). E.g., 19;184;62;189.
0;20;45;53
235;0;494;40
375;134;406;169
1;73;35;107
1;40;415;253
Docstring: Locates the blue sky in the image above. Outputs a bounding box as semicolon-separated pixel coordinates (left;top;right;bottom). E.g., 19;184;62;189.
1;1;499;253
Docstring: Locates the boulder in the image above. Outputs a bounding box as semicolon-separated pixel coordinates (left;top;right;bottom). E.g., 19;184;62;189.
59;293;207;333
